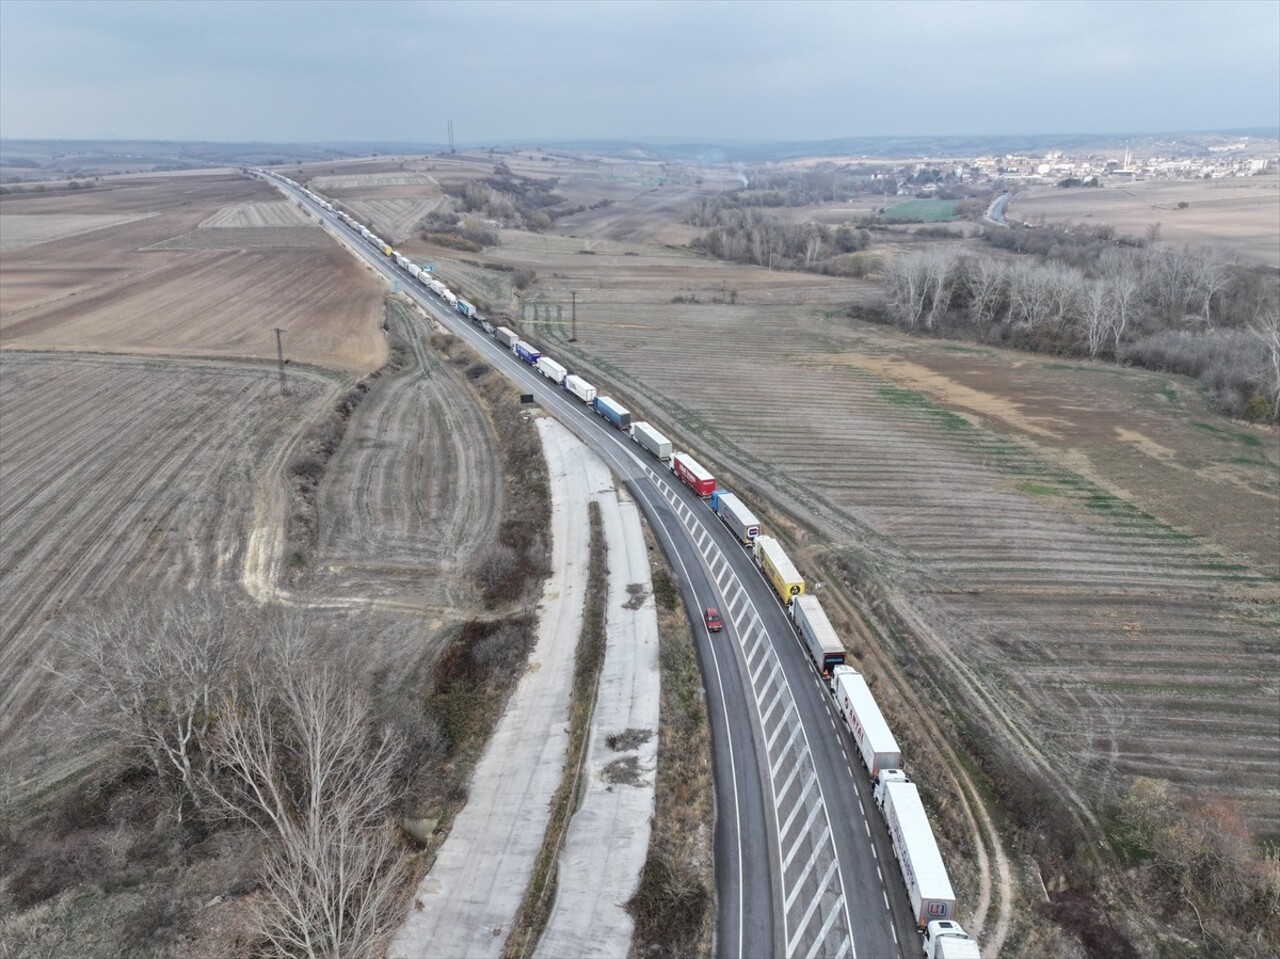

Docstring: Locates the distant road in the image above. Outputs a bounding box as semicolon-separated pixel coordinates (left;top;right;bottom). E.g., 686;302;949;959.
985;191;1011;225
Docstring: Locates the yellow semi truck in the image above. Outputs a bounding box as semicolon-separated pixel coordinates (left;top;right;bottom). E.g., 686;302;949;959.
752;535;805;604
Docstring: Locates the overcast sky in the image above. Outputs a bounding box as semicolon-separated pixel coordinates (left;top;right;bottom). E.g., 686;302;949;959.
1;0;1276;143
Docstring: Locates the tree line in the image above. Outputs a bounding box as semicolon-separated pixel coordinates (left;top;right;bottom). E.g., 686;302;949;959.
879;242;1280;420
686;200;873;276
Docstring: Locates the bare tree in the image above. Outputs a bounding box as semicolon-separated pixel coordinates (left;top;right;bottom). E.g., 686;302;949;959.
201;623;408;959
1079;279;1112;358
962;254;1006;327
1247;303;1280;419
51;590;246;820
1099;249;1143;347
922;247;959;329
1006;259;1054;329
884;253;928;328
1188;247;1236;327
803;230;824;268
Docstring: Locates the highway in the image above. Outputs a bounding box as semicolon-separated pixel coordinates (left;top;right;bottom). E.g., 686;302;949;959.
263;172;917;959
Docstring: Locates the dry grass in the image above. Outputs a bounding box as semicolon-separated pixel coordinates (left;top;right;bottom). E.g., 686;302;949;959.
628;552;713;959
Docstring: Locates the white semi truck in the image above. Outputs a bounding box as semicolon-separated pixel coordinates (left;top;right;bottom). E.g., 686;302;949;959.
631;421;673;461
830;665;901;777
922;920;981;959
789;594;846;677
875;777;957;929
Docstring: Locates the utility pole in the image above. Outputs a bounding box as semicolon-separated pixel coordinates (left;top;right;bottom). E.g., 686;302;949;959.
569;290;577;342
273;327;288;395
448;119;455;154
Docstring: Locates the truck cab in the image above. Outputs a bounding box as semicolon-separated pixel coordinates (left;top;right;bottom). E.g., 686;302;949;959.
873;768;910;808
923;919;981;959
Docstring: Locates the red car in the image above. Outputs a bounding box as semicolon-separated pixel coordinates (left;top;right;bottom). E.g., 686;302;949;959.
705;607;723;632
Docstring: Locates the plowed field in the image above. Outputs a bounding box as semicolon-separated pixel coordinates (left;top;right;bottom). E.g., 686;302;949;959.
521;283;1280;831
0;352;341;794
306;299;503;611
0;174;388;374
1008;175;1280;267
343;197;444;242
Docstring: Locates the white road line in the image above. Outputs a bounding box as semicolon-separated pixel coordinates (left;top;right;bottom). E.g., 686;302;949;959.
882;891;890;912
770;726;801;774
760;692;784;729
864;820;871;837
782;812;826;872
786;859;839;955
778;772;818;839
805;902;849;959
783;831;827;911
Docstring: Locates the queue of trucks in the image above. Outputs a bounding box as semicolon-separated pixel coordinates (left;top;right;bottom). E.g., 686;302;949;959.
258;167;976;953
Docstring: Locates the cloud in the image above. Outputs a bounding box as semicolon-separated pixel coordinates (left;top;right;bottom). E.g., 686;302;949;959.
1;0;1276;141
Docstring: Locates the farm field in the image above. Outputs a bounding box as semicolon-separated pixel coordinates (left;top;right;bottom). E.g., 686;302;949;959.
305;298;503;611
0;352;339;796
0;174;388;374
0;212;158;251
522;288;1279;827
882;198;960;221
1008;174;1280;266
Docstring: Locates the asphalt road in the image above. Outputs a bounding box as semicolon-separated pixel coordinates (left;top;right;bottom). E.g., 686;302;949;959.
265;174;918;959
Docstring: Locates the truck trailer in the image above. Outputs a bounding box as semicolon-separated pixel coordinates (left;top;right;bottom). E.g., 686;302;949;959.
494;327;520;348
536;356;567;385
513;341;541;365
630;422;672;461
752;535;805;603
441;290;458;308
923;920;982;959
876;779;956;929
456;299;478;320
710;490;760;544
564;374;597;405
830;665;901;776
672;452;715;497
593;396;631;430
789;595;846;676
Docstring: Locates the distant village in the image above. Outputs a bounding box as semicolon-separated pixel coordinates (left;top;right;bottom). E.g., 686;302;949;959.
892;140;1277;193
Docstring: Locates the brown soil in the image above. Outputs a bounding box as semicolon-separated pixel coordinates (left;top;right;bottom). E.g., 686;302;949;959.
0;173;388;374
305;298;504;611
1008;175;1280;266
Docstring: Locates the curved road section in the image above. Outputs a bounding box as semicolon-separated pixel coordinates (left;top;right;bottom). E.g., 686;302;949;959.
263;173;916;959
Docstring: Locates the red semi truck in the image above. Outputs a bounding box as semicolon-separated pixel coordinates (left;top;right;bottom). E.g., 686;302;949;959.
672;452;716;497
